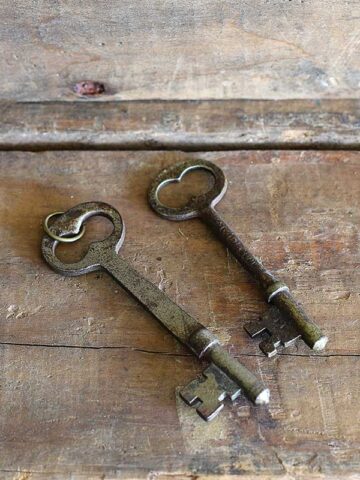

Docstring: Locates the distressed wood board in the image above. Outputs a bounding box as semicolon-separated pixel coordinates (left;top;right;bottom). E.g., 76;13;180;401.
1;1;360;102
1;99;360;151
0;151;359;478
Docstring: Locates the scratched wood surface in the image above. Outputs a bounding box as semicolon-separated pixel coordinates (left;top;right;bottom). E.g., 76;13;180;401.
1;99;360;150
0;151;359;479
1;1;360;102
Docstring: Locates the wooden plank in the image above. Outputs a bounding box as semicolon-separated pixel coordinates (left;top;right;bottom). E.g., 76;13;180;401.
1;1;360;102
0;347;359;478
1;151;359;355
1;99;360;150
0;151;359;477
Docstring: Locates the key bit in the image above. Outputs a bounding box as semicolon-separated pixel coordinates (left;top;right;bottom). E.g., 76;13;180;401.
244;306;301;357
180;363;241;421
41;202;269;421
149;159;328;355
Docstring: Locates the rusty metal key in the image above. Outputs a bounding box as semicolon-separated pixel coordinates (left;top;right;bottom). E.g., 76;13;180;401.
41;201;269;421
148;160;328;357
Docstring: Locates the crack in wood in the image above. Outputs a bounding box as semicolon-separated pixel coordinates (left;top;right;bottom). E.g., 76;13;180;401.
0;340;358;359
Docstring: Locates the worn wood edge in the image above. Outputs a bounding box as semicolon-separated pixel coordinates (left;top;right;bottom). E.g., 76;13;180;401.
1;99;359;151
0;472;355;480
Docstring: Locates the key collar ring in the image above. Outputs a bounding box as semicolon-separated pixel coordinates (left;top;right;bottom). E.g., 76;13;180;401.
44;211;86;243
42;202;125;277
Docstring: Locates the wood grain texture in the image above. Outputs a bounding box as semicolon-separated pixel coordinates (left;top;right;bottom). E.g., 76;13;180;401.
1;99;360;150
0;151;359;478
1;1;360;101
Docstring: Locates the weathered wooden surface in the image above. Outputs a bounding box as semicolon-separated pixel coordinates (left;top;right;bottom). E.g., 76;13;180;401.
1;1;360;102
0;151;359;478
1;99;360;150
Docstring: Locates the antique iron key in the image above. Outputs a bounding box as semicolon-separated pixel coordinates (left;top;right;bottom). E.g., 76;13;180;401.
149;160;328;357
42;202;269;421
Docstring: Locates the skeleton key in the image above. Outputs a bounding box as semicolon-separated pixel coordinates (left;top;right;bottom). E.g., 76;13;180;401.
41;202;269;421
148;160;328;357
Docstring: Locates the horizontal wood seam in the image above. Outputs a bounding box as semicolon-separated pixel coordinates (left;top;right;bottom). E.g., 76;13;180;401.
1;99;359;151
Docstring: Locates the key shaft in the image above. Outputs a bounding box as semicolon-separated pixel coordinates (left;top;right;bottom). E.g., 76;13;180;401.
102;251;268;404
200;206;327;351
41;201;269;421
148;159;328;355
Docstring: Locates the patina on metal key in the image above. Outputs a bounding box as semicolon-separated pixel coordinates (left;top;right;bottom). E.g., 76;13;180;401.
148;160;328;357
41;201;269;421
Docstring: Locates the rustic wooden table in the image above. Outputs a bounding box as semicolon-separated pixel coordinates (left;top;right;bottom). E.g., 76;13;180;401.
0;2;359;479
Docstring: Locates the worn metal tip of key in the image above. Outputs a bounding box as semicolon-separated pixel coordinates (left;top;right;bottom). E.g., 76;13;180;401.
149;160;328;356
255;388;270;405
312;335;329;351
42;202;269;422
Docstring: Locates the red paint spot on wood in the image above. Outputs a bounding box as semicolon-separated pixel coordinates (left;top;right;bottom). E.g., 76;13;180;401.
74;81;105;96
